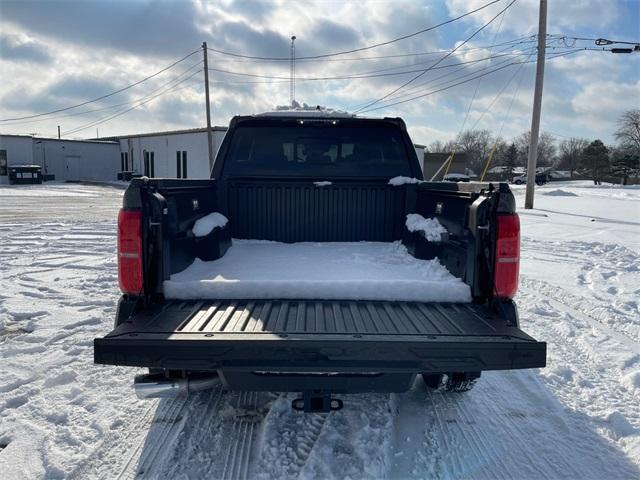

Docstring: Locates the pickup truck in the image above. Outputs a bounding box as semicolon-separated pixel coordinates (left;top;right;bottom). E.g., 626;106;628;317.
94;113;546;412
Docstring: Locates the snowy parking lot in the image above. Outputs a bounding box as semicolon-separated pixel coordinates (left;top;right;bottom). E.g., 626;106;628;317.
0;181;639;479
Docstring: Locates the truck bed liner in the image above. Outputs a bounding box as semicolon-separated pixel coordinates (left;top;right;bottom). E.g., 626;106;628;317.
95;300;546;375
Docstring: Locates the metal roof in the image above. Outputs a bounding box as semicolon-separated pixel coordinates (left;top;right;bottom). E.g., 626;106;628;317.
0;133;118;145
101;126;228;141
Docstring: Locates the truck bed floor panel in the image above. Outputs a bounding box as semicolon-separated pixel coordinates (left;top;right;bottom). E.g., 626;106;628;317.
163;240;471;303
95;300;546;374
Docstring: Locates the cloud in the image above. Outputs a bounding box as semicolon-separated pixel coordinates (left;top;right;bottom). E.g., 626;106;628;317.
1;0;204;57
571;80;640;138
0;0;636;145
0;33;51;63
445;0;620;35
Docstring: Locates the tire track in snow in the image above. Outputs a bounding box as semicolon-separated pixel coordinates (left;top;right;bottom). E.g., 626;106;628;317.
66;400;160;480
518;289;640;469
527;296;640;421
252;395;332;478
521;276;640;344
125;395;191;479
221;391;263;480
436;389;515;479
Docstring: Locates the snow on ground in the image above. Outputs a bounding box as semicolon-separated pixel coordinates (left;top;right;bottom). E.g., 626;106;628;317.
0;181;639;479
164;240;470;302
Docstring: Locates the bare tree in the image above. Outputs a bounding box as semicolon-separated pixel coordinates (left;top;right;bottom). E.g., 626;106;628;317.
515;131;557;167
557;137;589;177
455;129;494;173
428;139;455;153
614;109;640;151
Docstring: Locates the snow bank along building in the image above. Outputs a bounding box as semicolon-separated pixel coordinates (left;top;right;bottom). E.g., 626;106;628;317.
1;126;426;184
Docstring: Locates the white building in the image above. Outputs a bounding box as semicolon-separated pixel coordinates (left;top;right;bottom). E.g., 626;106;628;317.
1;124;427;185
113;127;426;179
111;127;227;179
0;134;120;184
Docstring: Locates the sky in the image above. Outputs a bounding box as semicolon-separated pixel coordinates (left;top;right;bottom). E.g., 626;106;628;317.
0;0;638;146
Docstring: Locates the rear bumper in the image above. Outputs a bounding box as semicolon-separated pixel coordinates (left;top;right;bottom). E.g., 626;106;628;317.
95;299;546;392
95;333;545;373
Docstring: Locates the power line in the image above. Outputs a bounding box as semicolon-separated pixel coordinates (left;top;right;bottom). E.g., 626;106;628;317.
354;1;519;114
206;0;505;61
456;5;509;145
347;46;537;110
468;54;532;132
206;50;535;82
0;48;201;122
208;35;537;63
358;49;582;113
61;69;202;137
1;60;204;127
353;0;518;114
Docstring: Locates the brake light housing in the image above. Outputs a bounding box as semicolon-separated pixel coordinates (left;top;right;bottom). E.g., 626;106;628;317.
118;209;143;295
494;213;520;298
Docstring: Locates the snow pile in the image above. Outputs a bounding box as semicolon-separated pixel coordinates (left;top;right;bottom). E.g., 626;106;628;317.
544;189;579;197
313;181;332;187
621;370;640;391
164;240;470;302
405;214;447;242
192;212;228;238
388;176;423;186
264;102;353;117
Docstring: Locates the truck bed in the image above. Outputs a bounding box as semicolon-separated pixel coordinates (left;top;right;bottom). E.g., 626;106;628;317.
95;299;545;390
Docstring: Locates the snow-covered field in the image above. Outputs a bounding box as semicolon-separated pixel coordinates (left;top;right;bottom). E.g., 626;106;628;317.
0;181;638;479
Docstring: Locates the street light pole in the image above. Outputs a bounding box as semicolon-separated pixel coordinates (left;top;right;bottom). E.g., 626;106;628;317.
525;0;547;209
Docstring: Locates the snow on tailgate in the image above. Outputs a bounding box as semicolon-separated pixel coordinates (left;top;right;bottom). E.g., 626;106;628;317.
163;240;471;302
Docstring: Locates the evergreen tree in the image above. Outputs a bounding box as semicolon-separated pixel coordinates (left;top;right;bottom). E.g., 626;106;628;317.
610;147;640;185
580;140;609;185
504;143;518;180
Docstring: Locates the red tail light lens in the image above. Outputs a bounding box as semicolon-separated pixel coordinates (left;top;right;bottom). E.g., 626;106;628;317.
118;209;143;295
494;213;520;298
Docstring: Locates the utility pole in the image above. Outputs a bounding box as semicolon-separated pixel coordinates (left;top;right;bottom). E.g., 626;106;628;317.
290;36;296;106
57;125;61;139
202;41;214;171
525;0;547;209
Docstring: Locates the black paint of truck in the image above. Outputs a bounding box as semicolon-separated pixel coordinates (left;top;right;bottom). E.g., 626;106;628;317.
94;115;545;411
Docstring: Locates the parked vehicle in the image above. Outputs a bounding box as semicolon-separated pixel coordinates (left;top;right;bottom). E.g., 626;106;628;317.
9;164;42;185
513;173;548;185
443;173;470;182
94;113;546;412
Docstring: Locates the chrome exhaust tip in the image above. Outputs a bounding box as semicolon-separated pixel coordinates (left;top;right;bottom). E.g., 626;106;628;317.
134;373;219;399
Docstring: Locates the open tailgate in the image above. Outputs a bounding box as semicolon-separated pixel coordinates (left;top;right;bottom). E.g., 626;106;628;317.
95;300;545;374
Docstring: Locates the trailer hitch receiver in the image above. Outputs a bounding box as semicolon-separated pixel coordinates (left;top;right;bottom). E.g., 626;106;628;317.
292;390;343;413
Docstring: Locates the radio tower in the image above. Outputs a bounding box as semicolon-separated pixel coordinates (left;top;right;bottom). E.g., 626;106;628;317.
290;35;296;107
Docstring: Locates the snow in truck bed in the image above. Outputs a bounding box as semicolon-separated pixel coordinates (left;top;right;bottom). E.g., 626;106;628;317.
163;240;471;302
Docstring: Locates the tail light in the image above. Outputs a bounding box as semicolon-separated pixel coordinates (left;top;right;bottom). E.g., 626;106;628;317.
118;209;143;295
494;213;520;298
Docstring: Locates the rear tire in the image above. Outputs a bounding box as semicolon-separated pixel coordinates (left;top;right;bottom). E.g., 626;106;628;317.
422;372;480;392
